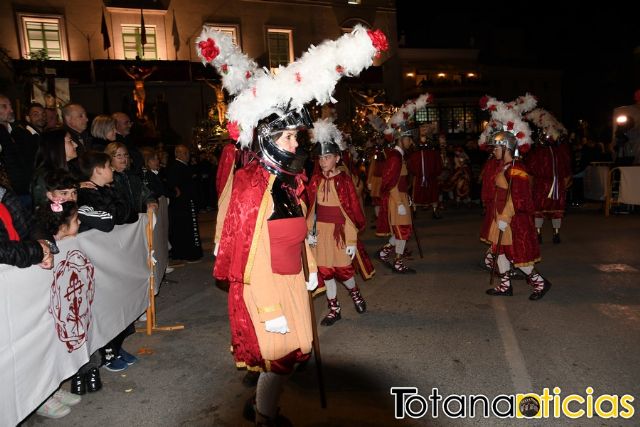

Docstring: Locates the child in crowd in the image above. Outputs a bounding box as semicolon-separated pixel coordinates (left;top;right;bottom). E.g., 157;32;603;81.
33;197;81;419
77;151;138;373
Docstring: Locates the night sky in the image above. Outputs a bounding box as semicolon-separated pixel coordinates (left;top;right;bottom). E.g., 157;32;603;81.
396;3;640;137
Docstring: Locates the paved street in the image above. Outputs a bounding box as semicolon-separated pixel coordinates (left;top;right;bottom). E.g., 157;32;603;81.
22;205;640;426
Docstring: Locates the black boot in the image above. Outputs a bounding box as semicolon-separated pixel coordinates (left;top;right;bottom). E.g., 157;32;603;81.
392;256;416;274
70;372;86;395
377;243;393;263
348;287;367;313
320;298;341;326
85;367;102;392
552;229;561;244
242;370;260;387
536;228;542;244
486;272;513;296
528;271;552;301
432;208;442;219
243;395;293;427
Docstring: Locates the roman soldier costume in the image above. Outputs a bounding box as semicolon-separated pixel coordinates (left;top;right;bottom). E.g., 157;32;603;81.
306;119;374;326
479;95;552;301
406;122;443;217
524;108;571;244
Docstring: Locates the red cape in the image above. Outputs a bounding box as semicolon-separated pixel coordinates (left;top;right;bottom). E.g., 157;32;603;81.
216;143;237;197
213;161;269;283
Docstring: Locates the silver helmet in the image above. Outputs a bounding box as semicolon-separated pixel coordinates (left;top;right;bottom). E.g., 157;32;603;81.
490;131;517;152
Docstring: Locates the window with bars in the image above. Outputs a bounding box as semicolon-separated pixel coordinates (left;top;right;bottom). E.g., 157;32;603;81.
122;25;157;60
267;29;293;72
416;107;439;124
18;14;67;60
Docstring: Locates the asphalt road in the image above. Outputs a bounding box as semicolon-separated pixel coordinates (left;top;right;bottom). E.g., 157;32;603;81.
21;204;640;426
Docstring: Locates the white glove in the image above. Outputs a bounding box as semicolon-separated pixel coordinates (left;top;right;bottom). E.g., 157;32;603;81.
213;242;219;256
306;233;317;247
265;315;289;334
306;272;318;291
398;204;407;216
497;220;508;231
367;183;372;190
346;245;356;260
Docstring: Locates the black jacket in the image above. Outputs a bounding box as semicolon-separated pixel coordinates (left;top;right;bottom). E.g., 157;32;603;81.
77;183;132;233
0;125;37;196
0;186;44;268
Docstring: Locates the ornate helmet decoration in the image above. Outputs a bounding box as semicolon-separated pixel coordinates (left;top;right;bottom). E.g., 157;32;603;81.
384;93;433;142
478;93;537;156
195;27;267;96
525;108;568;145
225;25;389;148
311;118;346;156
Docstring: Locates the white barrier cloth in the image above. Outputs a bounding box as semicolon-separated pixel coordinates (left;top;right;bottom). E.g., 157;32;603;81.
618;167;640;205
0;216;150;426
583;165;609;201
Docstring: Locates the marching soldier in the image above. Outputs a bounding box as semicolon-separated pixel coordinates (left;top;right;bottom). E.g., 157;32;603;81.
306;119;374;326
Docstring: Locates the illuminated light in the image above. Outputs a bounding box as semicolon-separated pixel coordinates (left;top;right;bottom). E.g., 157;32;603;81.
437;73;446;78
406;72;415;77
467;72;476;78
616;115;628;125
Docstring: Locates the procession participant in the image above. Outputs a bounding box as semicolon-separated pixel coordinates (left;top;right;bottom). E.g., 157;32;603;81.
478;151;502;270
366;138;385;223
305;119;374;326
211;25;388;425
480;96;552;300
406;121;443;218
524;108;572;244
377;125;416;273
378;94;432;273
195;26;266;258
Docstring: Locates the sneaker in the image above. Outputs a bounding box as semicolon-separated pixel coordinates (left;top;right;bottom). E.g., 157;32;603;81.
165;266;175;274
53;388;81;406
104;356;128;372
119;348;138;365
36;395;71;419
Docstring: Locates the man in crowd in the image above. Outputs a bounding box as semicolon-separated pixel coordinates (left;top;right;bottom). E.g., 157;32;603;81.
62;103;90;153
167;145;202;263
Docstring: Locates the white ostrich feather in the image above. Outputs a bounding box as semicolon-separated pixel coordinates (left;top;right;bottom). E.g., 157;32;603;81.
526;108;568;141
226;25;385;147
195;26;267;96
311;118;345;151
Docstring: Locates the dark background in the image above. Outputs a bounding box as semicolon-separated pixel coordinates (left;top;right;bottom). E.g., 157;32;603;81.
396;2;640;138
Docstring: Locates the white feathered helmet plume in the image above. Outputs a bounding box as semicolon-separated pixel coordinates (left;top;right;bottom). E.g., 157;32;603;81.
195;27;267;96
383;93;433;141
525;108;568;143
478;95;535;155
225;25;389;148
311;118;346;156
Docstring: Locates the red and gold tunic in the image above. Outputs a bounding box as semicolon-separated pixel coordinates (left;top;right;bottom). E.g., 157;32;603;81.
525;143;572;219
214;143;237;245
406;147;443;205
214;162;316;374
306;171;375;283
366;149;384;204
480;157;501;244
488;161;540;267
377;147;412;240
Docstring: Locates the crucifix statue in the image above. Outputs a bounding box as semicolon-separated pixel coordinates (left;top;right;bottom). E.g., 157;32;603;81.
122;62;156;119
202;80;227;125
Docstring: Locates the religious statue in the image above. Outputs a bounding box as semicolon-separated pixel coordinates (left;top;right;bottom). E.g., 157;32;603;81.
350;88;386;116
123;63;156;119
203;80;227;125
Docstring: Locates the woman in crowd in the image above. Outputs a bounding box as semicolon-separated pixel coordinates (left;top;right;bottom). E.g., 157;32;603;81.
89;115;117;152
32;129;79;207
